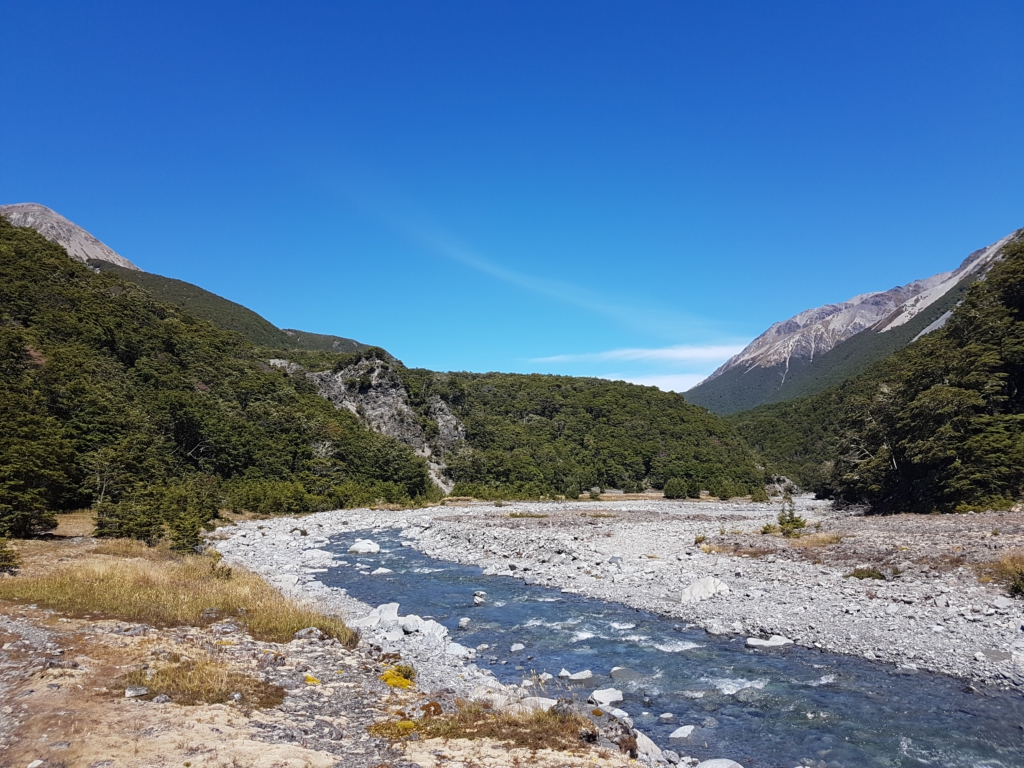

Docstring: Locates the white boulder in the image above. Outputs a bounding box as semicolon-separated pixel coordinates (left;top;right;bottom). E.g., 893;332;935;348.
746;635;794;649
589;688;624;707
348;539;380;554
681;576;730;604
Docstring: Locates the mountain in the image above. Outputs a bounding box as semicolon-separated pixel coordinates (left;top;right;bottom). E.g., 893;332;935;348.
730;235;1024;514
1;203;371;354
687;228;1024;414
0;203;139;270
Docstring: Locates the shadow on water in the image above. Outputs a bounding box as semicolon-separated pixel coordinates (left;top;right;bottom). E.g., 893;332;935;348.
323;531;1023;768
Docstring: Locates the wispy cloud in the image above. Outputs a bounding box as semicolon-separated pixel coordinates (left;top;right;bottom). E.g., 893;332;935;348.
533;344;744;364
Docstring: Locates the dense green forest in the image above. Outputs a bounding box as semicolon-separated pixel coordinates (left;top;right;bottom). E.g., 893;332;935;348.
731;237;1024;513
94;262;370;353
395;367;765;499
0;217;436;545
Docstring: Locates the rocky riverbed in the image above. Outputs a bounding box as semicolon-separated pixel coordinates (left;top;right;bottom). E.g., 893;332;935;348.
214;497;1024;691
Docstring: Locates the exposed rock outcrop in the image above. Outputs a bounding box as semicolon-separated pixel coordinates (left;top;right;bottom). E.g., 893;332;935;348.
0;202;139;270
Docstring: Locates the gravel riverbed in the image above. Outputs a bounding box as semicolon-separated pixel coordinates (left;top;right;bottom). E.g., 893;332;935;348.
211;497;1024;767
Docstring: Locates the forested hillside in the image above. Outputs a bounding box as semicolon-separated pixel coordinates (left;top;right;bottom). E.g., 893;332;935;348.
94;262;370;353
0;217;436;545
731;238;1024;514
395;367;765;499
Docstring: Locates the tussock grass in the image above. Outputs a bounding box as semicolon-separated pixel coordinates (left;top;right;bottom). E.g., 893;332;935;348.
0;541;357;645
122;654;285;708
788;532;843;548
508;512;549;519
370;700;596;751
986;550;1024;596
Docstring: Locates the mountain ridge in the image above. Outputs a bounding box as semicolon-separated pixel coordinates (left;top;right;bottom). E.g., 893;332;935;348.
686;226;1024;414
0;203;140;270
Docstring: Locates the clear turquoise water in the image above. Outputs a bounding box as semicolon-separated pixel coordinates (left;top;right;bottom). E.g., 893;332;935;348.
325;532;1024;768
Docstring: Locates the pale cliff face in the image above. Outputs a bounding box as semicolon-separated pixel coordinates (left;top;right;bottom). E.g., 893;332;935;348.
701;228;1024;384
0;202;139;270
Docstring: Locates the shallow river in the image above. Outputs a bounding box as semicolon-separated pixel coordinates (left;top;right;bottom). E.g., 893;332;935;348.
323;532;1023;768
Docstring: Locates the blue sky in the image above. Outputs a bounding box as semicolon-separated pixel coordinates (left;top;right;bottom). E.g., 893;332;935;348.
2;1;1022;391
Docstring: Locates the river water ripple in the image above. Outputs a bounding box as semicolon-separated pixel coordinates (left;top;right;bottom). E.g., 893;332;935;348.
323;532;1023;768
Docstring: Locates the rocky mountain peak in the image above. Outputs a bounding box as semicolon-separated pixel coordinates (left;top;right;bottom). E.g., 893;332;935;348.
0;202;139;270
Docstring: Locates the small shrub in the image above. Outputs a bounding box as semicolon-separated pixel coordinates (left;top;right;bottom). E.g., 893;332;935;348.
750;486;770;503
846;567;885;580
381;664;416;689
777;503;806;538
663;478;688;500
990;551;1024;596
693;534;706;545
0;539;20;571
588;489;602;500
760;523;780;535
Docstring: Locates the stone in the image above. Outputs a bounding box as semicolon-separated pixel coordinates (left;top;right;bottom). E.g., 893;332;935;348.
635;730;663;761
520;696;558;712
609;666;639;681
124;686;149;698
400;614;424;634
473;593;487;606
458;617;471;629
370;567;393;575
589;687;624;707
659;712;676;723
510;643;525;652
994;596;1014;610
746;635;794;648
445;642;474;659
373;603;400;622
293;627;324;641
151;694;171;703
669;725;695;740
28;761;44;768
568;669;593;681
663;750;681;765
695;761;745;768
558;668;572;678
680;576;730;604
348;539;380;554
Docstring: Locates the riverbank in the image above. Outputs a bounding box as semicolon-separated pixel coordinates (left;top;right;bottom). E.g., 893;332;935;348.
215;497;1024;690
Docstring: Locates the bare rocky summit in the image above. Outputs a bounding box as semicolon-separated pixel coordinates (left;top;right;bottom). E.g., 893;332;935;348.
0;202;139;270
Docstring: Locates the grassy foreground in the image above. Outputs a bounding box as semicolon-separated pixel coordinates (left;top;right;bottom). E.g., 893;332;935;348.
0;539;357;646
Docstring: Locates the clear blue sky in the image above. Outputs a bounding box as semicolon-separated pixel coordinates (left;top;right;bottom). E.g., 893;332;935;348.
2;1;1022;391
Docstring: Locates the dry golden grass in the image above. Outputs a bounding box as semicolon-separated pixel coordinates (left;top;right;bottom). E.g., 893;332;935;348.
983;549;1024;596
0;540;357;646
121;653;285;708
788;532;843;548
370;700;596;751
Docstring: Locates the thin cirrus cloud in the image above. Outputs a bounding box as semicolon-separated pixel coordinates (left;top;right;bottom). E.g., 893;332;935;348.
533;344;745;364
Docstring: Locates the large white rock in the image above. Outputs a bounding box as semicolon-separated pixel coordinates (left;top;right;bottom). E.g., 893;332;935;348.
519;696;558;713
696;761;745;768
370;567;393;575
589;688;624;707
372;603;400;622
445;642;474;659
635;731;663;761
681;576;730;604
669;725;695;740
400;615;424;634
746;635;793;649
348;539;380;554
568;669;593;681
